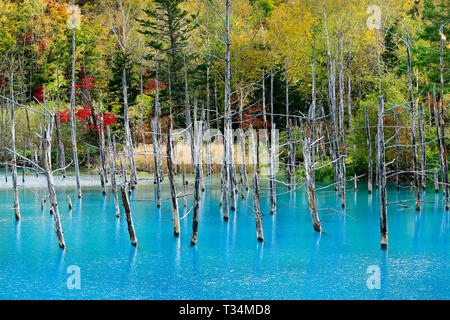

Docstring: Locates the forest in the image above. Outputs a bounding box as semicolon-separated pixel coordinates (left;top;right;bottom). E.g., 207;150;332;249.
0;0;448;251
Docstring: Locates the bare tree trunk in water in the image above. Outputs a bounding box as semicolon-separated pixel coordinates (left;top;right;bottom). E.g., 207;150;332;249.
377;96;387;249
151;118;161;208
107;126;120;217
435;168;439;193
223;0;236;214
70;0;81;198
439;26;448;210
302;108;321;232
406;31;420;211
67;195;72;210
121;185;137;246
190;121;203;245
250;125;264;241
394;108;400;189
418;103;426;190
98;115;106;196
365;105;373;194
55;31;65;178
44;110;65;249
139;56;148;173
182;169;187;208
9;71;20;220
338;53;346;208
122;70;138;188
166;120;180;236
98;86;108;183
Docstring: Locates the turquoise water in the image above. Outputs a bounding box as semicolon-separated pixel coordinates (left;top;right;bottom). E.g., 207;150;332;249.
0;175;448;299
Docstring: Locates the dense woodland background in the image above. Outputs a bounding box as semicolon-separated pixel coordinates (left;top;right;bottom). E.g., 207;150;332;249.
0;0;448;181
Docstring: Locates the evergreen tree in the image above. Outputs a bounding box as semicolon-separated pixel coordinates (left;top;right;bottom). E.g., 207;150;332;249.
107;50;139;123
413;0;449;94
138;0;197;118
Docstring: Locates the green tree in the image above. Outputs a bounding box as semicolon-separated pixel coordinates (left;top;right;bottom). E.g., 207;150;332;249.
413;0;449;95
138;0;197;115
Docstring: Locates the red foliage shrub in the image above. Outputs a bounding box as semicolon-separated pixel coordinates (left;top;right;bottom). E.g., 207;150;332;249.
33;86;44;102
144;78;166;94
241;103;269;131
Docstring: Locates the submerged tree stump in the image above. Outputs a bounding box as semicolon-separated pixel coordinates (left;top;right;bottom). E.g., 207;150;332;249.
377;96;388;249
394;108;400;190
44;110;65;249
151;118;161;208
166;122;180;236
107;126;120;218
9;71;20;220
190;121;203;245
67;195;72;210
250;125;264;242
435;168;439;193
121;185;137;246
406;31;420;211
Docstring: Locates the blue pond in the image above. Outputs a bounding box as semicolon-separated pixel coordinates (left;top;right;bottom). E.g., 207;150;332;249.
0;174;448;299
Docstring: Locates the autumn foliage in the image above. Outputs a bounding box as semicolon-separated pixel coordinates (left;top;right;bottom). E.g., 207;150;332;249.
56;77;117;133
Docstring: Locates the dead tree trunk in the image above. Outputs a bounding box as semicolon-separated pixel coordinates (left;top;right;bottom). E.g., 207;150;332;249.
438;26;448;210
151;118;161;208
338;59;346;208
87;147;90;171
182;169;187;207
375;133;379;189
394;108;400;189
25;109;35;177
221;146;229;220
55;33;65;178
99;168;106;195
291;119;297;188
433;85;449;209
435;168;439;193
377;96;388;249
269;123;277;214
139;56;148;173
98;86;108;184
167;61;177;175
285;57;293;189
154;55;164;183
98;114;107;195
194;91;206;192
69;0;81;198
406;31;420;211
121;144;127;184
303;106;321;232
190;121;203;245
250;125;264;241
107;126;120;217
9;71;20;220
418;103;426;190
205;57;212;177
239;89;249;190
268;57;276;214
44;110;65;249
166;121;180;236
122;69;138;188
67;195;72;210
22;136;26;183
328;59;341;192
121;185;137;246
224;0;237;213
